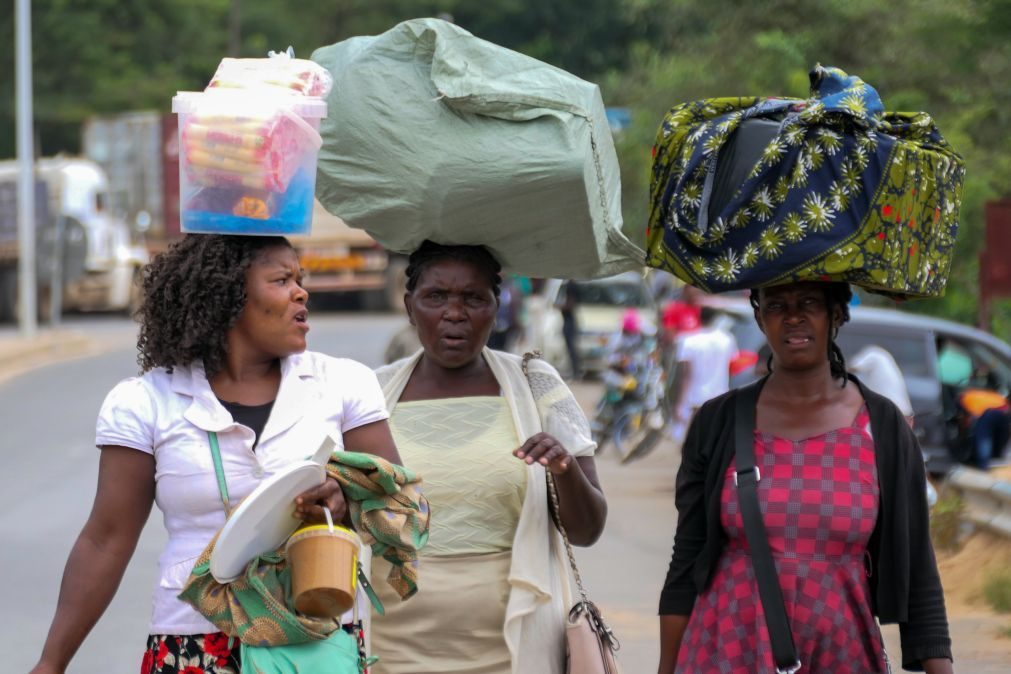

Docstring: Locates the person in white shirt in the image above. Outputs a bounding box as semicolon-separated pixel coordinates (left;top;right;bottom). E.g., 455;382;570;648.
30;234;402;674
848;345;915;422
670;306;738;427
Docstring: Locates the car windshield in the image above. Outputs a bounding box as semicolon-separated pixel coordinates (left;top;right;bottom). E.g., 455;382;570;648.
835;327;932;378
578;281;651;308
936;334;1011;396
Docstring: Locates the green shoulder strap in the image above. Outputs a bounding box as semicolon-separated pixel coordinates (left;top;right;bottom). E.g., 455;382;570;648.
207;431;231;515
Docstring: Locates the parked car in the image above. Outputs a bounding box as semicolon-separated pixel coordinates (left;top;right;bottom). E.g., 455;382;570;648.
527;273;657;376
702;295;1011;475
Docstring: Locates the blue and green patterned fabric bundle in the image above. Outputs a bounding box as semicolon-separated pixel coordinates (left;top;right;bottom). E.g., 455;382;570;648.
646;65;965;299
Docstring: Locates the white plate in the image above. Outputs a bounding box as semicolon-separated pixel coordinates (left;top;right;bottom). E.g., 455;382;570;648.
210;461;326;583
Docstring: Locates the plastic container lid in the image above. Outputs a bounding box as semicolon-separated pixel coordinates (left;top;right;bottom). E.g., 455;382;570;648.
286;524;360;550
210;460;327;583
172;90;328;118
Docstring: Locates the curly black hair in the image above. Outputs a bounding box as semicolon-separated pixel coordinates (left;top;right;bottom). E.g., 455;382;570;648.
404;240;502;298
135;234;293;376
750;282;853;384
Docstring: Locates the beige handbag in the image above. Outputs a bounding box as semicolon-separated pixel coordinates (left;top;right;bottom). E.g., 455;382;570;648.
546;472;623;674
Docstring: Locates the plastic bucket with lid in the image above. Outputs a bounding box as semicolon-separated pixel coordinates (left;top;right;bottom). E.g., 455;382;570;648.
285;517;360;618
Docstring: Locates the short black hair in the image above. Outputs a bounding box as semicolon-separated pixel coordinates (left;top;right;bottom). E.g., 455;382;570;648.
750;282;853;383
135;234;293;376
404;240;502;298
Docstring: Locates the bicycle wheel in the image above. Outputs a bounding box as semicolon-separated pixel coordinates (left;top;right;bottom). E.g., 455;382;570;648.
621;427;665;464
612;411;647;461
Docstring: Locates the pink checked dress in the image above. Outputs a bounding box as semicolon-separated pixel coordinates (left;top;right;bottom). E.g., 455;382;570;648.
676;406;889;673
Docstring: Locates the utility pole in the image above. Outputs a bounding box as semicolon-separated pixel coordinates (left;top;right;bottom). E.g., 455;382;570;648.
16;0;36;337
229;0;242;57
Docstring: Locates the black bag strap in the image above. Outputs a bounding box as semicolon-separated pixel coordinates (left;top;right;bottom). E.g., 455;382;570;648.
734;380;801;674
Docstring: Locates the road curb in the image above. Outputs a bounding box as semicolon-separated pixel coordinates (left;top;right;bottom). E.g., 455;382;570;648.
0;330;96;384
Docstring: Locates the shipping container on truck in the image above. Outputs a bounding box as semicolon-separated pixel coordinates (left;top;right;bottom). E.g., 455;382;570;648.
82;111;180;245
82;111;404;310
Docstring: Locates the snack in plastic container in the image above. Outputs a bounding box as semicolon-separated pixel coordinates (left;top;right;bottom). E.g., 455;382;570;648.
180;99;323;193
173;90;326;235
207;49;333;97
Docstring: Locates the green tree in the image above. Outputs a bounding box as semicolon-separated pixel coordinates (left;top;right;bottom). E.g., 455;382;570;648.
603;0;1011;327
1;0;645;157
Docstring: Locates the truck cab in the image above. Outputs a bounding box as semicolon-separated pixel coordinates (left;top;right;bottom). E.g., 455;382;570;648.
0;157;148;321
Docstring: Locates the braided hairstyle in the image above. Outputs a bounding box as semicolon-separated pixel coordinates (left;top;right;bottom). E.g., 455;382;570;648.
135;234;293;377
750;282;853;384
404;240;503;299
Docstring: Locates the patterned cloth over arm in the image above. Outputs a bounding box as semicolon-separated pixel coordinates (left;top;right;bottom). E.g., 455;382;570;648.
326;452;431;599
177;453;429;647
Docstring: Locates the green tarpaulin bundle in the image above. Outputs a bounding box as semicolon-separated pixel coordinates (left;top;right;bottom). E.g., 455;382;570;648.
312;18;643;279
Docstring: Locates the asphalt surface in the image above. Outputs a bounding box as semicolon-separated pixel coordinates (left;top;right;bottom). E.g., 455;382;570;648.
2;313;1009;673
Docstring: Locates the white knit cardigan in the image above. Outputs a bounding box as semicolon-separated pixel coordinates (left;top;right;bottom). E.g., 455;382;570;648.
375;348;596;674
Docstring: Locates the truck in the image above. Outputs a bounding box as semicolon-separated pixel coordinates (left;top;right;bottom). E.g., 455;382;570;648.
291;200;407;311
0;157;149;322
83;111;406;311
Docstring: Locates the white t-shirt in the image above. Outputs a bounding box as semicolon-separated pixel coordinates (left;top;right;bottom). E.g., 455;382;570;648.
678;327;738;409
849;345;914;417
95;351;389;635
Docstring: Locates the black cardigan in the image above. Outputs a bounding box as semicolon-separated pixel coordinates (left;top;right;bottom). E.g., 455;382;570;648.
659;377;952;671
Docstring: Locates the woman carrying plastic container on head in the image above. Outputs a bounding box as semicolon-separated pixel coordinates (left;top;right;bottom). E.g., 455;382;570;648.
370;241;608;674
29;234;402;674
657;281;953;674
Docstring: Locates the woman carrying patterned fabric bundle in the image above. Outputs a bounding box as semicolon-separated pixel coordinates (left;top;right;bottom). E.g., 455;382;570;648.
658;281;953;674
371;240;608;674
30;234;402;674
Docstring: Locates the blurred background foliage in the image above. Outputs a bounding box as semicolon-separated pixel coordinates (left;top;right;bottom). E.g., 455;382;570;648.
1;0;1009;324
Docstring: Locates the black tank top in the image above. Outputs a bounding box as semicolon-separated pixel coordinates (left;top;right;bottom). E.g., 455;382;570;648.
218;399;275;450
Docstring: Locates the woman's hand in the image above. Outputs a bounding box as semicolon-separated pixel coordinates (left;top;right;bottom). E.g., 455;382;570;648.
294;477;347;524
514;432;575;474
517;432;608;545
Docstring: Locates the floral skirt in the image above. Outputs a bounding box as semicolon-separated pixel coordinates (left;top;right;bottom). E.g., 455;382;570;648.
142;633;240;674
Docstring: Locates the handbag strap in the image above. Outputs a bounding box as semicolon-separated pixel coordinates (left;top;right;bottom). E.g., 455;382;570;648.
521;352;620;650
733;380;801;674
207;431;232;515
521;354;589;594
545;469;589;605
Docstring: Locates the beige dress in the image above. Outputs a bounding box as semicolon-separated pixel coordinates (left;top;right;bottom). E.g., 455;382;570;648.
370;396;527;674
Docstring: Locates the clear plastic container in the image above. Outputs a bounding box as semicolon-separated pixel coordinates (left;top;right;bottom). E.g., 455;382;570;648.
172;91;327;236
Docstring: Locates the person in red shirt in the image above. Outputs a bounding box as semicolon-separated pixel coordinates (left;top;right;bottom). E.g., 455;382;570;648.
661;285;702;336
660;285;702;435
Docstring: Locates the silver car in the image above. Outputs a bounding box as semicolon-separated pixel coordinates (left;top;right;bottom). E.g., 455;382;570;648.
704;296;1011;475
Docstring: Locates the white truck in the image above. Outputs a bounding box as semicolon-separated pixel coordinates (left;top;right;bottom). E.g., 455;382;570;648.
0;157;149;321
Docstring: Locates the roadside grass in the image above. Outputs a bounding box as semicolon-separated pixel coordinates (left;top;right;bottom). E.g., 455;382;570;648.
982;572;1011;613
929;490;964;552
980;550;1011;639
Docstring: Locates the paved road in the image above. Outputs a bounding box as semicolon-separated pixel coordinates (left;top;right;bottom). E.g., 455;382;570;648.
3;314;1008;672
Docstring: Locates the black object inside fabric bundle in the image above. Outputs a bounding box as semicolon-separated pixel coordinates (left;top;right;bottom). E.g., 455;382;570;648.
706;118;782;225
